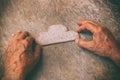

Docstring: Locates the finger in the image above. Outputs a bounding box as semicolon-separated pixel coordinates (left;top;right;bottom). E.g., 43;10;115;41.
34;45;41;60
77;19;99;31
10;31;29;41
75;25;86;32
17;31;29;39
77;19;98;26
25;36;34;43
9;31;22;44
77;19;88;26
22;36;35;48
10;31;21;39
75;38;94;50
76;22;98;33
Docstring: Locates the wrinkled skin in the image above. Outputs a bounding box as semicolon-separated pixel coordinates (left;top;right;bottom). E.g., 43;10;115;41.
75;19;120;66
2;31;41;80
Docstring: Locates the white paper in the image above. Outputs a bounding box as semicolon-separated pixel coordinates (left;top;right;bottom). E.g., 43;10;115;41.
37;24;79;46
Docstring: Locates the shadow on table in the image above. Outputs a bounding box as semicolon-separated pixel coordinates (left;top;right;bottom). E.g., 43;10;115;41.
26;49;44;80
0;0;11;78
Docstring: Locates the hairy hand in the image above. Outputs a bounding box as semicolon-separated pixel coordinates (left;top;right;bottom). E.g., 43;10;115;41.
75;19;119;57
3;31;41;80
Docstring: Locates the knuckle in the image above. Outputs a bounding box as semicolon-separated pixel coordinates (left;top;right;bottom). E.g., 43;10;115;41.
98;26;105;32
15;39;21;43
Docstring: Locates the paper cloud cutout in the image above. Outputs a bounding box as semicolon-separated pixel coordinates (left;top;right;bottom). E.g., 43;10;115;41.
37;24;79;46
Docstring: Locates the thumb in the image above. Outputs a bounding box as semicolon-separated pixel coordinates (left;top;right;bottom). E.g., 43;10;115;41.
75;38;94;50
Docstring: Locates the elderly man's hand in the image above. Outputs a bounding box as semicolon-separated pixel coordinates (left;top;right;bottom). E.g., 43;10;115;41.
75;19;120;66
3;31;41;80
